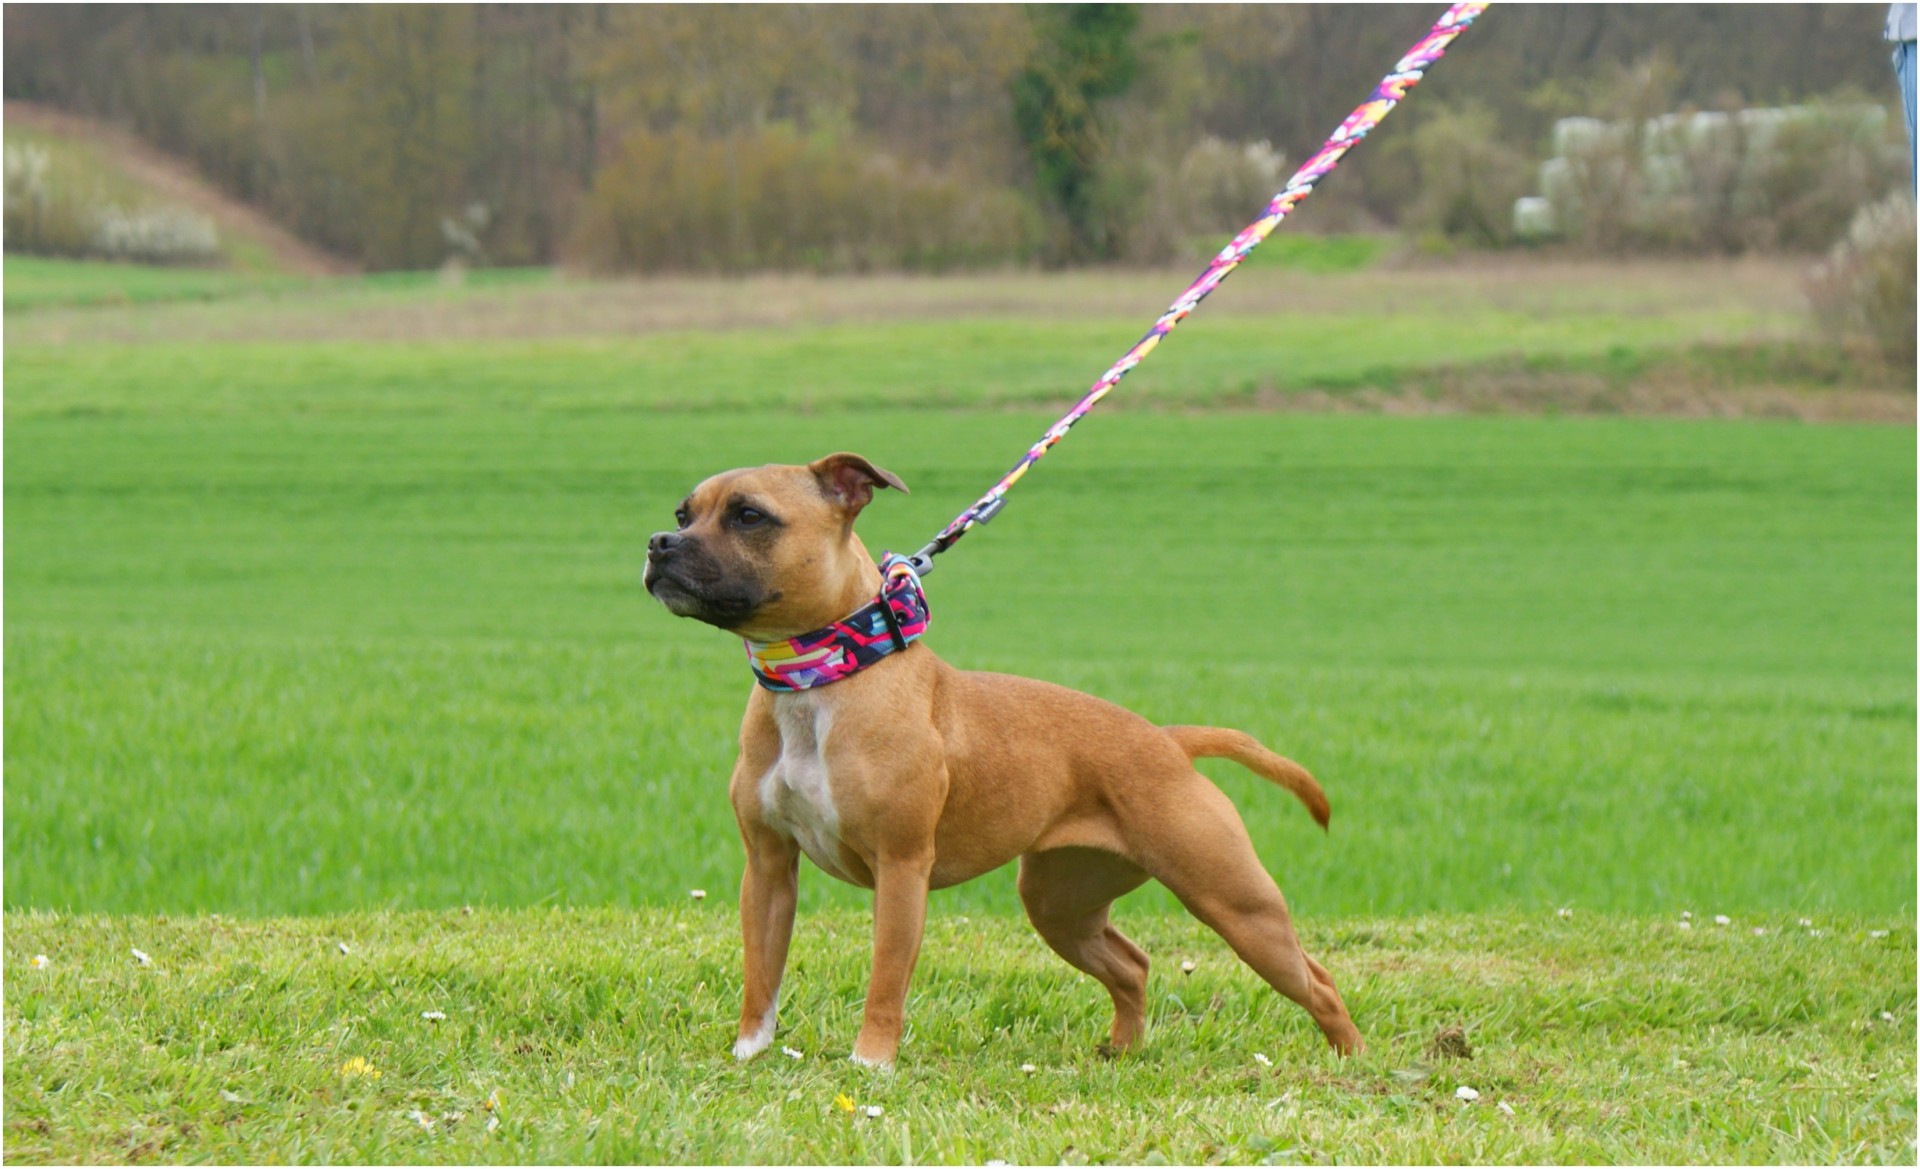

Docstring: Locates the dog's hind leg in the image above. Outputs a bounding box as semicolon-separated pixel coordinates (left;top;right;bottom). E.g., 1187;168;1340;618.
1127;775;1363;1056
1017;847;1154;1051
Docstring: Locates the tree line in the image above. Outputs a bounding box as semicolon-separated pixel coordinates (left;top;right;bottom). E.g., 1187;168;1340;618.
3;4;1902;272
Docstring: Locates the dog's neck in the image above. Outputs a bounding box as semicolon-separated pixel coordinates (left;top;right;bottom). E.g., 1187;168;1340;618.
742;554;929;691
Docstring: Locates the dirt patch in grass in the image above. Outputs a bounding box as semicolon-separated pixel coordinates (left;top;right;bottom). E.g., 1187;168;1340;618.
5;256;1811;345
1428;1026;1475;1060
1258;377;1914;423
1221;343;1916;423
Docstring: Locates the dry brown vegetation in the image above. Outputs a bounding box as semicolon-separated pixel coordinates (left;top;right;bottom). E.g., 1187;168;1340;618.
1255;366;1916;424
5;256;1816;347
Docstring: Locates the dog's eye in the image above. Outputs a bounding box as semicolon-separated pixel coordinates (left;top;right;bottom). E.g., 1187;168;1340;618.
736;507;766;527
674;507;690;529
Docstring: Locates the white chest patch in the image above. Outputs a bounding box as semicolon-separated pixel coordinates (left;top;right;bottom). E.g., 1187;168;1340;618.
760;693;853;882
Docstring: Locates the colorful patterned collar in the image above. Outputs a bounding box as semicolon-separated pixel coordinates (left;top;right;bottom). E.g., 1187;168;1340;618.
743;554;931;692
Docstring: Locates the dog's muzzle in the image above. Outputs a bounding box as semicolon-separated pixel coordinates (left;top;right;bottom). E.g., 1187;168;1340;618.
644;534;766;627
643;531;693;602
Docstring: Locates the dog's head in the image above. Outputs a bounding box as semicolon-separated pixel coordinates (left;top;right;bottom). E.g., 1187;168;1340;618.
644;452;909;641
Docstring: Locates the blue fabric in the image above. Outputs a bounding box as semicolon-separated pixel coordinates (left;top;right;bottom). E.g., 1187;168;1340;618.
1888;3;1916;43
1896;39;1917;194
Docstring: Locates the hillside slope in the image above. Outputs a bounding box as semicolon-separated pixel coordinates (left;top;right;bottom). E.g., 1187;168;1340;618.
4;101;348;275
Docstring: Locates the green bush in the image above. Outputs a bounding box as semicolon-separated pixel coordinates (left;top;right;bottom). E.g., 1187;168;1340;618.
1175;136;1286;235
1401;102;1533;248
1807;194;1917;369
567;126;1042;274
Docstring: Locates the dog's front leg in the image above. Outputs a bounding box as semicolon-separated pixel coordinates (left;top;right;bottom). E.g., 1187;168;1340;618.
734;825;800;1061
849;851;933;1069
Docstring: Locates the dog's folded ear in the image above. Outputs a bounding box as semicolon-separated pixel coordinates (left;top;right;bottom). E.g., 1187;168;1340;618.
810;452;910;514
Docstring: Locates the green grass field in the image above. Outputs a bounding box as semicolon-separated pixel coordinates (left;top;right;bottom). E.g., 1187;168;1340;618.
6;910;1912;1164
5;255;1913;1162
0;255;301;311
6;407;1914;917
1;254;556;312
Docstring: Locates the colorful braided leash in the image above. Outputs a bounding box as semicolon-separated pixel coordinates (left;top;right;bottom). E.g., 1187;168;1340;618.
903;1;1489;577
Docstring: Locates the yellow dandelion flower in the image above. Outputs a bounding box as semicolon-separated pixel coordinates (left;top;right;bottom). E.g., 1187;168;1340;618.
834;1092;856;1114
338;1056;383;1080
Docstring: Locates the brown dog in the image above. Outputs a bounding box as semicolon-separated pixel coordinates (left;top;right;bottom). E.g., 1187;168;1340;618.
644;452;1361;1067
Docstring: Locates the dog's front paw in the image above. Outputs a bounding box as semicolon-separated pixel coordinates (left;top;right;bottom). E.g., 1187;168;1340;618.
732;1002;779;1062
847;1050;894;1072
732;1024;776;1062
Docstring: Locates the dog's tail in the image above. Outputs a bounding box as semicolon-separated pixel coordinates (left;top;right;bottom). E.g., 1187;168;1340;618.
1163;725;1330;830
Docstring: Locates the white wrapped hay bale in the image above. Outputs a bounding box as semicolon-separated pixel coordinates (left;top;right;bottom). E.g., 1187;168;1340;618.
1511;195;1555;240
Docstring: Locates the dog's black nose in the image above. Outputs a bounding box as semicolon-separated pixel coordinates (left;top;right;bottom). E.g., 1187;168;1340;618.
648;531;684;557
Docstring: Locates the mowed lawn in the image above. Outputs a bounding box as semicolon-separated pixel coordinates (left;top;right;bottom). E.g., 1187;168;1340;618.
5;340;1912;917
6;909;1913;1164
4;259;1915;1162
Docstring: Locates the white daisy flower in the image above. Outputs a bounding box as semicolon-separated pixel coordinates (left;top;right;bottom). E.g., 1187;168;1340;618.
1798;918;1813;928
1870;930;1890;938
1714;915;1731;926
1253;1052;1273;1067
1678;920;1692;930
131;947;152;966
689;889;707;901
338;941;351;955
1456;1085;1480;1102
1496;1100;1516;1116
1681;911;1693;920
30;954;49;969
863;1105;884;1118
1752;927;1767;936
1180;960;1196;974
1555;907;1573;919
782;1046;804;1060
421;1010;447;1022
1020;1063;1036;1074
